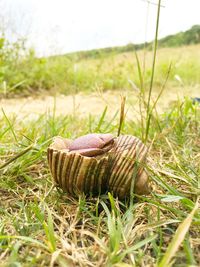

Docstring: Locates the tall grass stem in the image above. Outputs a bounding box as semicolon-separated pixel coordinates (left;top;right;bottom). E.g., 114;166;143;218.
145;0;162;142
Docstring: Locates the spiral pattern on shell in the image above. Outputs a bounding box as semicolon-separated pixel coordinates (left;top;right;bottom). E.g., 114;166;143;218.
47;134;150;199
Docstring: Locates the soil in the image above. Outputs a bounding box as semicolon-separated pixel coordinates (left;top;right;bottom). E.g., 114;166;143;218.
0;87;199;121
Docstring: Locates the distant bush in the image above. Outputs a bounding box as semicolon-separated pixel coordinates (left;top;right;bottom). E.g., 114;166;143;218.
0;25;200;97
69;25;200;59
0;35;72;96
159;25;200;47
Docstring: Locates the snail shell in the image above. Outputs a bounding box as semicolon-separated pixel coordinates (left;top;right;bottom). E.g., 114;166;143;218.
47;134;150;198
107;135;149;199
47;149;109;197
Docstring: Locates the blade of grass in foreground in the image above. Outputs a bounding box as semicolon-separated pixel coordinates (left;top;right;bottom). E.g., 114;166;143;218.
0;235;48;250
145;0;161;142
1;108;18;143
0;144;34;170
117;96;126;136
94;106;108;132
158;198;199;267
43;208;57;252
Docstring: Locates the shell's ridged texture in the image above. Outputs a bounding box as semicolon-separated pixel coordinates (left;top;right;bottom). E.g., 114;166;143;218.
47;134;149;198
108;135;148;199
47;147;109;196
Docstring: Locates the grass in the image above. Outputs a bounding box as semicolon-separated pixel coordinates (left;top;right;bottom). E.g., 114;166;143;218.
0;97;200;266
1;3;200;265
1;41;200;97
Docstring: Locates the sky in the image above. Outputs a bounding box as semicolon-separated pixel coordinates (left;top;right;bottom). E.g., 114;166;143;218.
1;0;200;56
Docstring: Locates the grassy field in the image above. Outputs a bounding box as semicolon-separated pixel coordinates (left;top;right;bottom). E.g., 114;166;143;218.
1;43;200;97
0;33;200;267
0;94;200;266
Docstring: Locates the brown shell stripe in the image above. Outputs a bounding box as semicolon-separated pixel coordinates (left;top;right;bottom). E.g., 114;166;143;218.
133;142;148;176
73;155;85;194
109;136;144;196
74;155;85;192
108;135;133;188
93;157;108;194
74;157;92;194
47;148;50;165
56;151;64;188
83;158;97;194
103;155;114;191
116;135;138;153
110;151;137;197
47;148;53;178
92;159;102;194
60;152;71;192
135;141;147;162
109;136;140;190
68;154;78;196
49;148;54;176
65;153;76;196
88;160;99;194
117;158;139;198
113;137;139;180
127;139;147;169
98;158;109;194
76;157;91;194
113;152;137;197
48;148;56;186
52;151;60;185
69;154;82;196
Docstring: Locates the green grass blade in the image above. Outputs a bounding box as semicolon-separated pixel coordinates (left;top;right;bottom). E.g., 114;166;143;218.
94;106;108;132
158;198;199;267
183;235;196;265
43;208;57;252
117;96;126;136
0;235;48;250
123;234;157;254
1;108;18;143
145;0;162;142
0;144;34;170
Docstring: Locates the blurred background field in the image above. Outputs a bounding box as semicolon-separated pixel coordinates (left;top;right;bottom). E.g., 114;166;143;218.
1;25;200;121
0;25;200;98
0;2;200;266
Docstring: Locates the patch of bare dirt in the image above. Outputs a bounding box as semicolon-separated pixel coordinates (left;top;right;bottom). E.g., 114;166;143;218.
0;86;199;121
